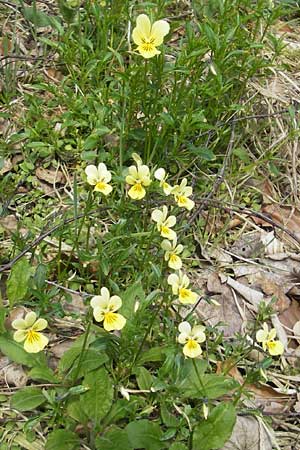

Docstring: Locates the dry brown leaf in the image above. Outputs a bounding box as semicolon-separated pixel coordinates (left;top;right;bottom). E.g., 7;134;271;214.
261;205;300;240
35;167;66;184
216;359;244;385
0;159;12;175
252;273;290;313
280;300;300;333
63;293;86;314
12;154;24;165
0;361;28;387
293;321;300;343
199;273;248;337
226;276;264;310
230;232;264;258
221;415;273;450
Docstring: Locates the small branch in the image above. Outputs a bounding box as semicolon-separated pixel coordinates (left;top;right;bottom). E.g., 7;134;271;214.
45;280;92;297
208;200;300;247
188;123;236;225
0;207;110;273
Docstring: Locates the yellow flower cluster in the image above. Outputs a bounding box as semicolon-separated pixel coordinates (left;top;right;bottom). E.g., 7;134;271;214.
148;162;205;358
151;165;198;308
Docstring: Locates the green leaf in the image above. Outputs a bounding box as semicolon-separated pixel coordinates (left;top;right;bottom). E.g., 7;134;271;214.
0;335;45;367
58;346;81;373
45;430;80;450
161;403;179;427
71;350;108;378
11;387;45;412
95;426;132;450
28;366;59;383
57;0;77;23
119;281;145;319
126;420;164;450
83;127;110;150
180;372;238;399
138;347;165;365
58;334;96;374
22;6;52;27
169;444;188;450
0;308;6;333
67;398;89;423
7;258;33;306
135;367;153;390
192;402;236;450
81;368;113;421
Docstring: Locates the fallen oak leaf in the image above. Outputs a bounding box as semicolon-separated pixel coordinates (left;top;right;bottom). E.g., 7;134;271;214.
226;276;264;310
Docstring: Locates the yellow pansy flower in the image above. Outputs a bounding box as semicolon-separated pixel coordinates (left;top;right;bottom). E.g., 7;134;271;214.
256;322;284;356
172;178;195;211
178;321;206;358
85;163;113;196
125;155;151;200
12;311;48;353
132;14;170;59
151;205;177;240
154;168;172;195
91;287;126;331
167;270;198;304
161;237;183;270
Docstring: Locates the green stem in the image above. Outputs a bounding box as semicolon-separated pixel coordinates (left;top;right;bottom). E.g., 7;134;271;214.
129;293;164;371
72;317;92;383
192;358;207;398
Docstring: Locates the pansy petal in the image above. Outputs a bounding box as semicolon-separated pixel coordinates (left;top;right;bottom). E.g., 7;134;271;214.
103;313;126;331
85;165;99;185
161;227;176;240
192;325;206;343
154;168;165;181
176;244;184;254
125;175;136;185
138;165;150;180
11;318;27;330
13;329;27;342
267;340;284;356
108;295;122;312
151;209;163;223
268;328;277;341
179;288;198;304
151;19;170;45
94;182;113;196
100;287;110;302
178;321;191;334
24;333;48;353
97;162;110;179
161;239;172;251
132;153;143;166
32;318;48;331
93;307;105;322
256;329;268;343
90;295;103;309
183;339;202;358
24;312;37;327
165;216;176;227
167;273;178;285
136;14;151;37
178;332;189;344
168;254;182;270
128;184;146;200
